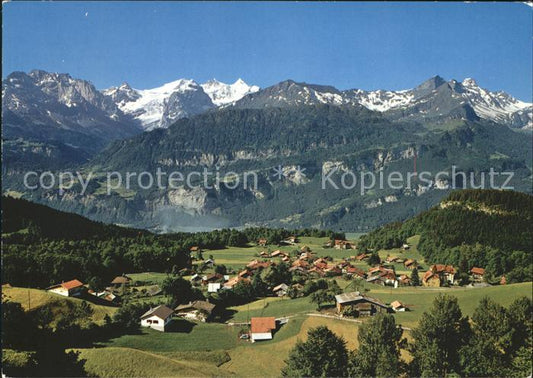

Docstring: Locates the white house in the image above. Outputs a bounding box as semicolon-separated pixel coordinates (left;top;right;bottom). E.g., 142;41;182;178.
250;317;277;342
208;282;222;293
47;279;85;297
140;305;174;332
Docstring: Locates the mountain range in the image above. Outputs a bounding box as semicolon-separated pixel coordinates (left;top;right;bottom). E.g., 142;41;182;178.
2;69;532;232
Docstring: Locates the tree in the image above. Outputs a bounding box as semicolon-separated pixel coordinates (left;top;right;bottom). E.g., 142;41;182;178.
282;326;348;377
410;267;420;286
367;252;381;266
112;303;147;331
460;297;513;377
410;294;470;377
161;276;194;304
310;280;342;310
215;264;227;275
348;314;404;377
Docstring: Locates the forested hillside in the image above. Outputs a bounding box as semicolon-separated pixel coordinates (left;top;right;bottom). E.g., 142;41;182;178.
358;189;533;282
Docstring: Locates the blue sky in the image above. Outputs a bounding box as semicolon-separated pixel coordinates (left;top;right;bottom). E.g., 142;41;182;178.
3;2;532;100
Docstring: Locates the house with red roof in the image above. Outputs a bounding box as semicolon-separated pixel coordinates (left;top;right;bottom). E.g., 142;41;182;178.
470;267;486;282
250;317;277;342
47;279;85;297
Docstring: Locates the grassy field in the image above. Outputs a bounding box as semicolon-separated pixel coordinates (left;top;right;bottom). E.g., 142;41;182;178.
2;286;117;324
74;281;531;377
77;347;225;377
100;320;241;352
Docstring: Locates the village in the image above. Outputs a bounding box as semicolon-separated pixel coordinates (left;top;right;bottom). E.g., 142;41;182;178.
42;234;494;340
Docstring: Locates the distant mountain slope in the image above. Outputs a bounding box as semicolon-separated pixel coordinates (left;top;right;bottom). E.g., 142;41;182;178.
1;196;144;240
359;189;533;282
2;70;142;155
233;76;532;129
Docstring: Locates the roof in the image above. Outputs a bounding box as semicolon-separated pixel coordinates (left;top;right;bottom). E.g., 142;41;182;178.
391;300;404;309
470;267;485;275
111;276;131;284
431;264;456;274
273;283;289;292
146;285;162;296
251;317;276;334
175;300;216;314
335;291;388;308
140;305;174;320
61;279;84;290
423;270;437;282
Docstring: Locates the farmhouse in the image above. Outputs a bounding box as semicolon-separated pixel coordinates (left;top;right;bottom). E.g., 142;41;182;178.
140;305;174;332
404;259;418;269
146;285;162;296
334;239;353;250
470;267;486;282
47;279;85;297
175;301;216;322
110;275;131;287
344;266;366;278
355;253;370;261
272;283;289;297
391;300;407;312
422;264;456;287
270;250;287;258
250;317;277;342
335;291;389;316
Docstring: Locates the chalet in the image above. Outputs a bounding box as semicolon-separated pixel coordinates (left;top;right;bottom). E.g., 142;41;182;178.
270;250;287;258
250;317;277;342
272;283;289;297
470;267;486;282
386;256;399;263
247;260;271;270
283;236;298;245
208;283;222;293
146;285;162;296
334;239;351;250
391;300;407;312
238;270;252;278
203;273;224;284
260;251;270;258
190;246;201;253
500;275;507;285
47;279;85;297
324;265;342;276
335;291;389;316
190;274;202;284
292;259;309;269
404;259;418;269
140;305;174;332
175;301;216;322
299;252;313;260
422;265;456;287
110;275;132;287
398;275;411;286
344;266;366;278
257;238;268;247
224;276;250;289
202;259;215;268
355;253;370;261
282;256;291;263
300;246;312;254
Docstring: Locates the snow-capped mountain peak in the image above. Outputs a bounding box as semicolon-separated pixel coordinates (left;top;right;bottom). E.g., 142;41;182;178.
201;78;259;106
